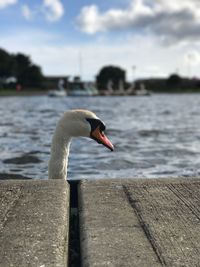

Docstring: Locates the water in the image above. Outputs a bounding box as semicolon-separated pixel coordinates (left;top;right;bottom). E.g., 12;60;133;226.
0;94;200;180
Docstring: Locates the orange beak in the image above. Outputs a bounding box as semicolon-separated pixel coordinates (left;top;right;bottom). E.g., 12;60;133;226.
91;126;114;151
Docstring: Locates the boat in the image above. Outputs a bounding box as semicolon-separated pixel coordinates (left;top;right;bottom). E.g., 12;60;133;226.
48;89;67;97
68;82;98;96
127;82;151;96
48;78;67;97
68;89;92;96
134;83;151;96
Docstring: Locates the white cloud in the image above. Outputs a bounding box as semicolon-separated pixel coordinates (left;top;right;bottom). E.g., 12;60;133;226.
184;51;200;66
43;0;64;22
2;29;200;80
21;5;32;20
77;0;200;45
76;6;101;34
21;0;64;22
0;0;17;9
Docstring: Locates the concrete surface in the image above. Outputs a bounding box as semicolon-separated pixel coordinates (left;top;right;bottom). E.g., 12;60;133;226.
79;178;200;267
0;180;69;267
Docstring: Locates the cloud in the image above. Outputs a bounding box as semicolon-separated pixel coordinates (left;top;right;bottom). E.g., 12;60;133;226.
77;0;200;45
21;0;64;22
21;5;32;20
184;51;200;66
43;0;64;22
1;29;195;80
0;0;17;9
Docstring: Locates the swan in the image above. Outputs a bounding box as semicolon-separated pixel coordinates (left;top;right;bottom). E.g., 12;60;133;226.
48;109;114;179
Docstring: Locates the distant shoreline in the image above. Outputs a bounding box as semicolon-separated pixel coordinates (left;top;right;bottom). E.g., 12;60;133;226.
1;89;200;97
0;89;47;97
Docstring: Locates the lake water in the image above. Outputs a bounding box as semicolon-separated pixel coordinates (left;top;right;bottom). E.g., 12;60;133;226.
1;94;200;180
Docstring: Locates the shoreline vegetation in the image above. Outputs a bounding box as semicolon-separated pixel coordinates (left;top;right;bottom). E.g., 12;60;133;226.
1;88;200;97
0;89;49;97
1;48;200;96
0;89;47;96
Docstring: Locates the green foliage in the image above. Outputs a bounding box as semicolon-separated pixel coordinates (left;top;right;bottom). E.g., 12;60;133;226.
166;74;182;88
0;48;44;89
96;65;126;90
0;49;15;77
138;75;200;92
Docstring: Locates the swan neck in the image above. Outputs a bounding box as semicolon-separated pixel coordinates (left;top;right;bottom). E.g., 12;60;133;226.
48;132;71;179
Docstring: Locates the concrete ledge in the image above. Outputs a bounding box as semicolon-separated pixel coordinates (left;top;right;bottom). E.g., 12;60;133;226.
79;178;200;267
0;180;69;267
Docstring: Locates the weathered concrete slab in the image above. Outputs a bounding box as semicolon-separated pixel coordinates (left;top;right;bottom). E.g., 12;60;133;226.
79;178;200;267
0;180;69;267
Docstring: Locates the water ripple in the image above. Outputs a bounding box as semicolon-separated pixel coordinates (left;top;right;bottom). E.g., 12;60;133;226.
0;94;200;180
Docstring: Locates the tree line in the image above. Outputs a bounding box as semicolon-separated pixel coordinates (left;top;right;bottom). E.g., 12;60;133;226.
96;67;200;92
0;48;44;89
0;47;200;92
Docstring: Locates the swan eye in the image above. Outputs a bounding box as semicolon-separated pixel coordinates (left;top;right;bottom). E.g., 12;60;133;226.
86;118;106;132
99;122;106;132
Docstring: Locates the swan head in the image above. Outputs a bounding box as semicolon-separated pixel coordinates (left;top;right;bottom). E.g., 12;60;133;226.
60;109;114;151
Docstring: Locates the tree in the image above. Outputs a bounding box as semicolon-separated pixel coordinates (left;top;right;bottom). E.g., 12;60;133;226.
0;48;44;89
19;65;44;87
13;53;32;86
0;49;14;77
96;65;126;91
14;54;44;88
166;74;182;89
13;53;31;77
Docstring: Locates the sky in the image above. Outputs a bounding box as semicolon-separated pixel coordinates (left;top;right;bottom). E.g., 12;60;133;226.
1;0;200;81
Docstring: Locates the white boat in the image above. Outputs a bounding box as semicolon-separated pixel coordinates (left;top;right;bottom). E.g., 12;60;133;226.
134;83;151;96
68;89;92;96
68;82;98;96
48;78;67;97
48;89;67;97
127;82;151;96
135;88;151;96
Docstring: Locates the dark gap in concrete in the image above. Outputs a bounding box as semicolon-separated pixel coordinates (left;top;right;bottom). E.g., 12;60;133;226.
68;180;81;267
